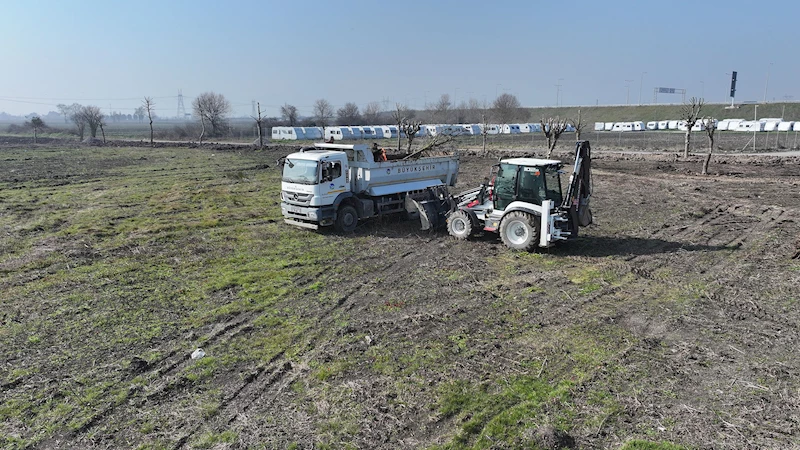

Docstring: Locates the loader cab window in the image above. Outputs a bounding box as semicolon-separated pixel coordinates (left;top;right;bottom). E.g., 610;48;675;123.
517;166;545;205
543;166;563;205
493;163;518;211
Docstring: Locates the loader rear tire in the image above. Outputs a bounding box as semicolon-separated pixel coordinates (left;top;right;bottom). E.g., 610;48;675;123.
499;211;539;251
447;210;473;240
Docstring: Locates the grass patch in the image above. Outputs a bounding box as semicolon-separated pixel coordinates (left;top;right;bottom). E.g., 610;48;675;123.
620;440;689;450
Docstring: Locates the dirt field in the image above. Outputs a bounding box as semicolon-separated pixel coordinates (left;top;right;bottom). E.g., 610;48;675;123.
1;140;799;449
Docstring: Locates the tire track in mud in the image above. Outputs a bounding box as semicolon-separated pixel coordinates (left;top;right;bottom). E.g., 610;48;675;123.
168;247;421;447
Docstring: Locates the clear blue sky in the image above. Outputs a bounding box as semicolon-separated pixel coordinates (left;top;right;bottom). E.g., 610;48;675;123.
1;0;797;118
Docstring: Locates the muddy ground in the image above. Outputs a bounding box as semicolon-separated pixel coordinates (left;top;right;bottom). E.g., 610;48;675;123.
1;140;799;449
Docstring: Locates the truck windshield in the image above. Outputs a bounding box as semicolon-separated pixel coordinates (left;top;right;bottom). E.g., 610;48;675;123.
282;159;319;185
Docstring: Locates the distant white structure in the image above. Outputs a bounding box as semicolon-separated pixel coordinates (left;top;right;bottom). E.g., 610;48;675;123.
778;121;795;132
303;127;323;139
667;120;679;130
646;121;658;130
611;122;635;132
502;124;522;134
794;122;800;132
325;126;356;141
657;120;669;130
272;126;306;140
486;124;501;135
735;121;765;132
594;122;605;131
763;120;781;132
604;122;614;131
725;119;744;131
632;121;645;131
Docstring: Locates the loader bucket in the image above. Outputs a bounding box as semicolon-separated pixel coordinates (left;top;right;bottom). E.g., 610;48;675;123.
405;186;454;231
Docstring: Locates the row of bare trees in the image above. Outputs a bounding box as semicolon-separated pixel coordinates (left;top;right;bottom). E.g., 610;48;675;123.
274;93;527;129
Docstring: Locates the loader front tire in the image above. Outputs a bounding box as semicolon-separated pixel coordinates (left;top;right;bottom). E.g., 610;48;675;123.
447;210;473;240
499;211;539;251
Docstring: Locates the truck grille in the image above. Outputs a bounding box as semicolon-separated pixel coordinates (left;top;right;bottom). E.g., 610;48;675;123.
281;190;314;206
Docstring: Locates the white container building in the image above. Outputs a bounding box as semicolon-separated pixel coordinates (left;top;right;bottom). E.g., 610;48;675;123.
594;122;605;131
272;126;306;140
632;121;645;131
778;121;795;131
604;122;614;131
502;124;522;134
646;121;658;130
302;127;323;140
657;120;669;130
735;121;765;132
611;122;634;132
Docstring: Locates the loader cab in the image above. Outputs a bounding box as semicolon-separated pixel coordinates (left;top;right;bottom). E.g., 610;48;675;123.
493;158;564;211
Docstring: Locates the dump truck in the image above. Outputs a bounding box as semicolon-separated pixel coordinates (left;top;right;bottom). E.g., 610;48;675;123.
280;143;459;231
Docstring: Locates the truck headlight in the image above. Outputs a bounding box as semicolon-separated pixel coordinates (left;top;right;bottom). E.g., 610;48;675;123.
308;211;318;220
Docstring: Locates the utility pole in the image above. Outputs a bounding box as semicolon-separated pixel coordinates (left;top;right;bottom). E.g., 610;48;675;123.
625;80;634;105
754;104;759;152
638;72;647;105
764;62;773;103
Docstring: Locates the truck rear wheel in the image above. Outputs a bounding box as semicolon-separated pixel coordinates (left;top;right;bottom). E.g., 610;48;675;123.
499;211;539;251
334;205;358;232
447;210;473;240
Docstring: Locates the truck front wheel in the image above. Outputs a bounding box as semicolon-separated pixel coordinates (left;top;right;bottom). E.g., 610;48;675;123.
334;205;358;233
499;211;539;251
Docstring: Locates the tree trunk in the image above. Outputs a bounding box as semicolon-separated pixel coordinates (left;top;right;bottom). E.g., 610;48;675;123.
683;130;691;158
100;123;106;144
576;130;581;141
396;128;401;152
33;127;37;144
702;151;712;175
256;123;263;149
199;116;206;144
482;134;487;156
149;118;154;147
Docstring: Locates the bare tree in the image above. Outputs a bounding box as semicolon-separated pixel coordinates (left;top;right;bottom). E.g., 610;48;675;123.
70;107;86;140
313;99;334;134
493;93;521;125
280;104;298;126
56;104;71;123
134;106;145;123
192;92;231;139
391;103;409;152
363;101;381;125
28;116;45;144
702;117;716;175
252;102;265;149
433;94;451;123
99;116;107;144
481;112;491;156
571;109;586;141
541;116;569;158
400;119;422;154
465;98;482;124
336;102;361;126
681;97;704;158
80;106;104;138
143;97;155;147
